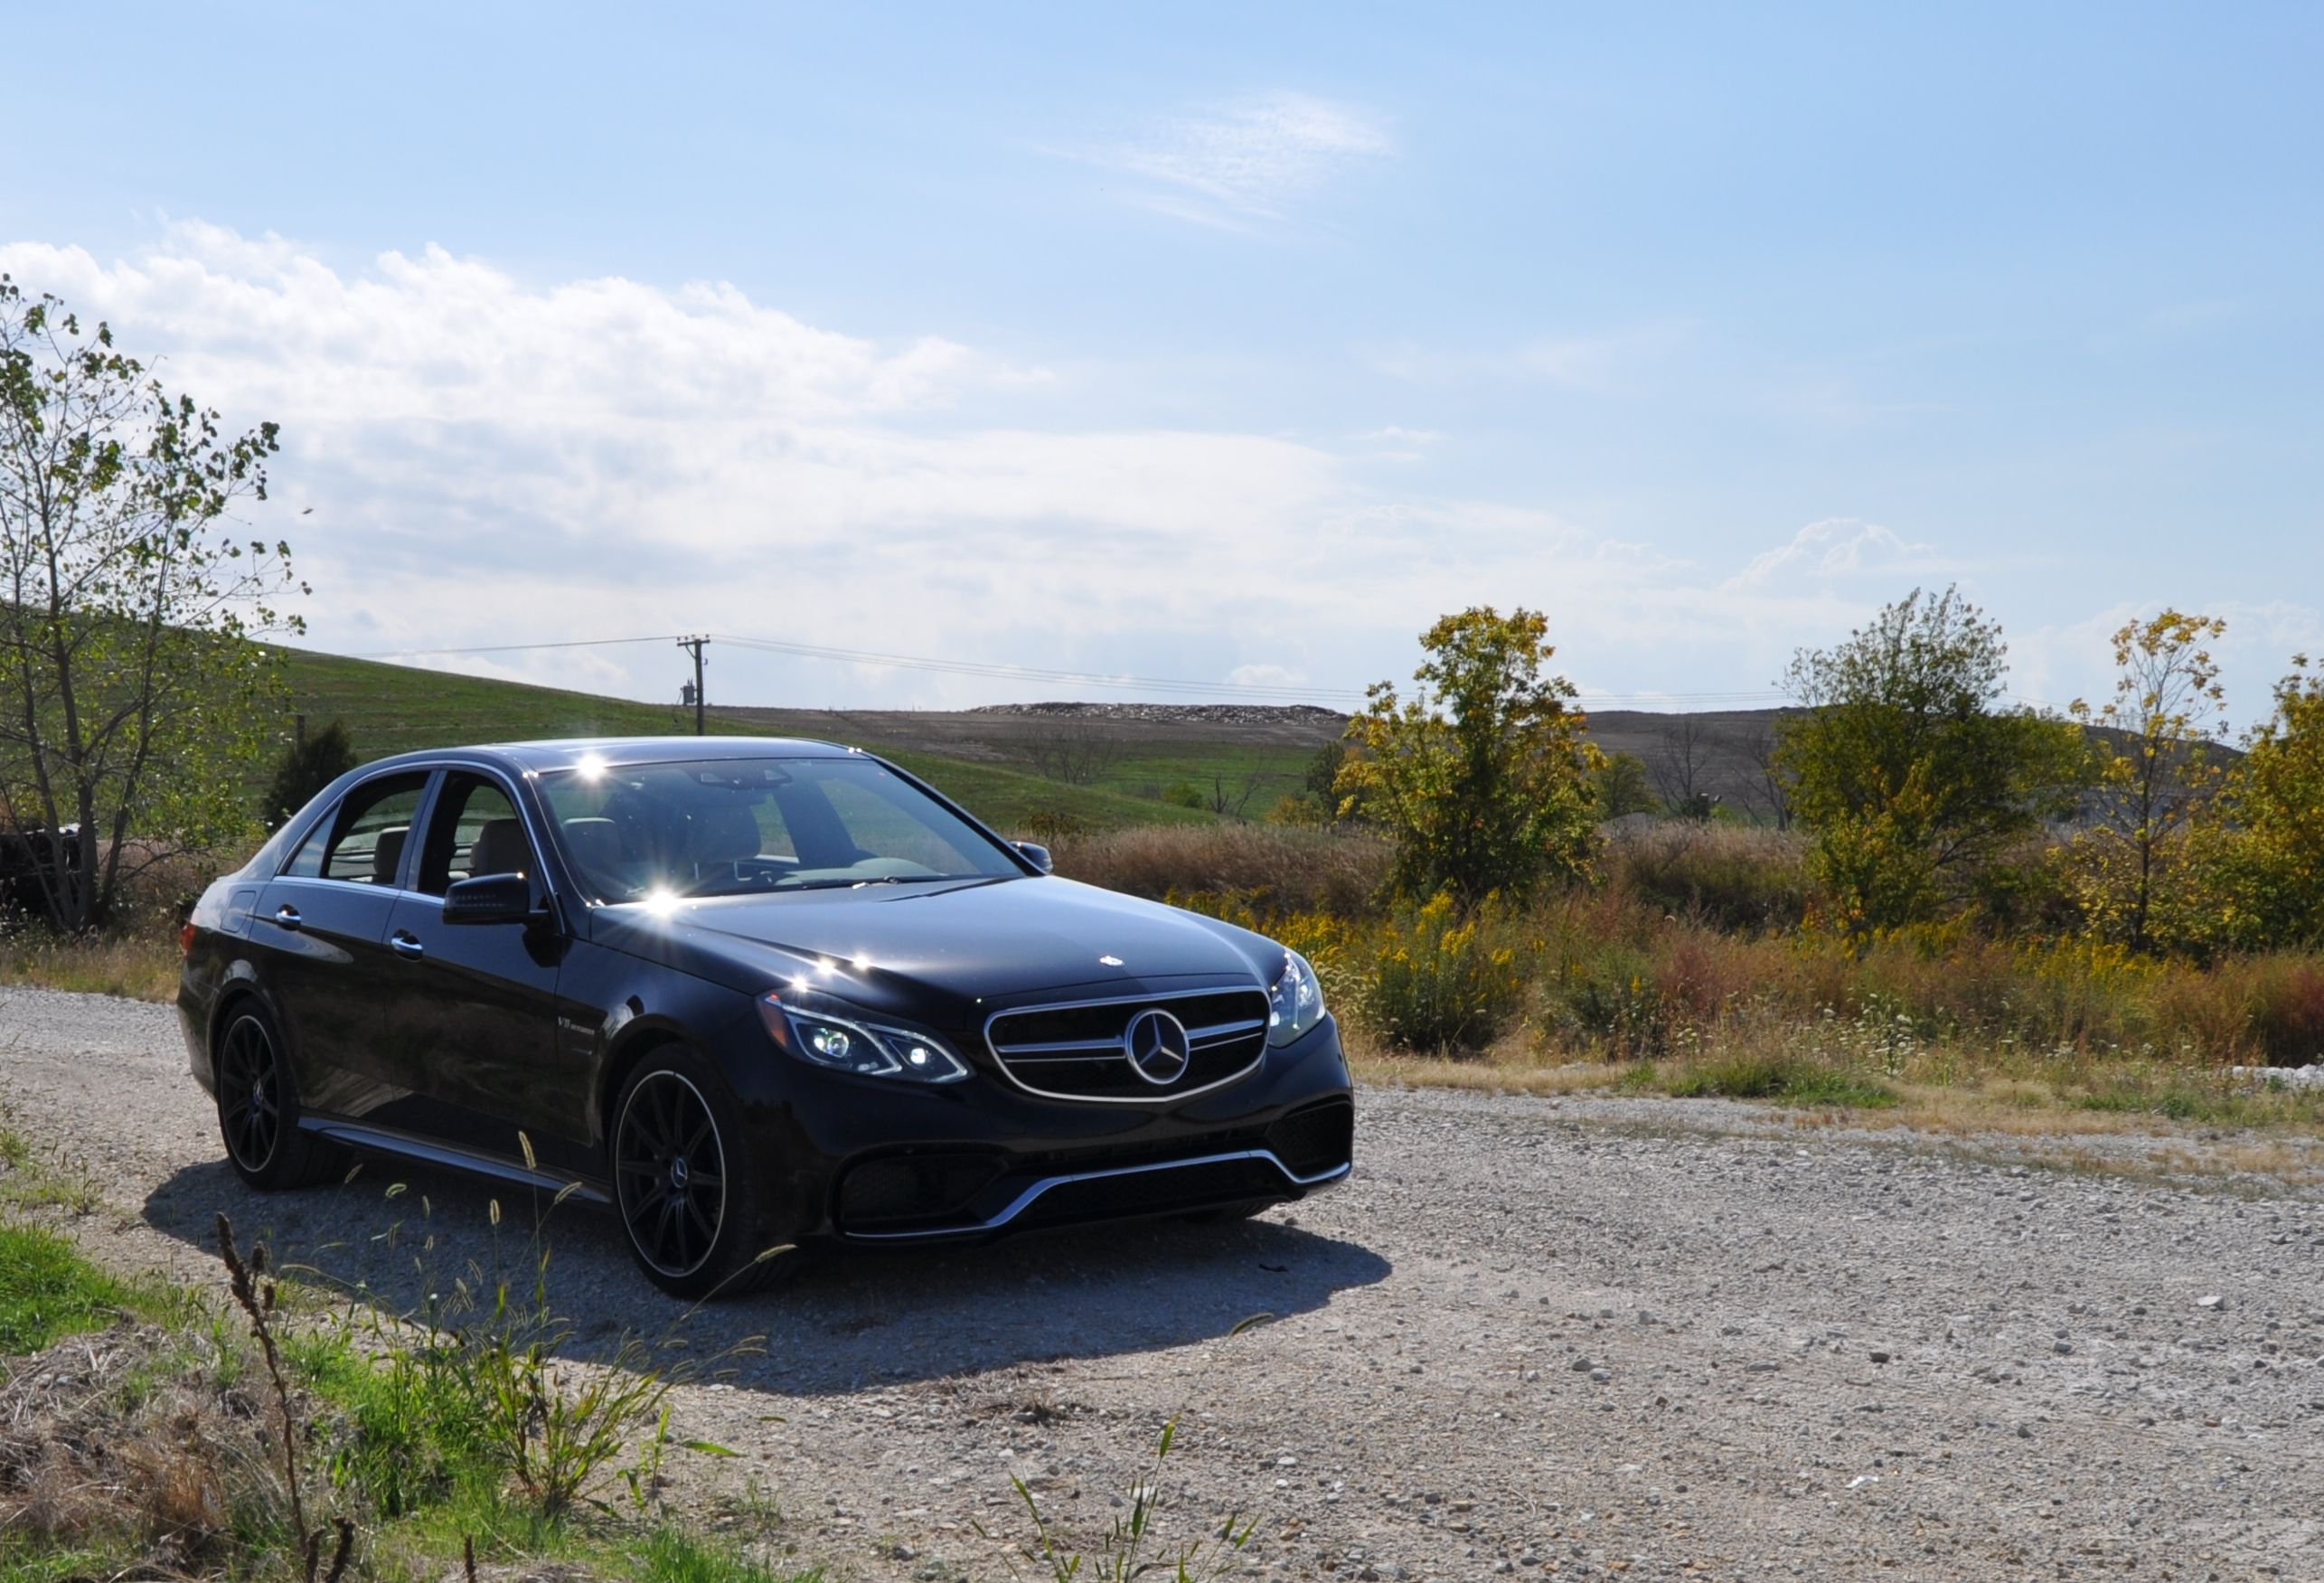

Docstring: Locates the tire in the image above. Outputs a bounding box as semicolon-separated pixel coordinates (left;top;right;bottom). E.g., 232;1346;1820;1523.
213;1002;345;1191
610;1049;789;1301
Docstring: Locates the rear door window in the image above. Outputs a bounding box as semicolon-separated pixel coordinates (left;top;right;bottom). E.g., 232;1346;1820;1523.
280;773;430;887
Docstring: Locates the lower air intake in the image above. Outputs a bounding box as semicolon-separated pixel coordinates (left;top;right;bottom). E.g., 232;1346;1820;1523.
1265;1098;1355;1179
836;1153;1008;1230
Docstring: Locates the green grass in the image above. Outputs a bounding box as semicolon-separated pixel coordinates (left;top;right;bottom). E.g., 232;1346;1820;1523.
0;1202;822;1583
0;1221;130;1353
630;1525;821;1583
2075;1080;2324;1127
1090;744;1319;817
1632;1054;1901;1108
276;647;1213;835
0;1541;125;1583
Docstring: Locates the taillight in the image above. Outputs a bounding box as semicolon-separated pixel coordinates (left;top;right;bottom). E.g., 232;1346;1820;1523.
178;922;198;958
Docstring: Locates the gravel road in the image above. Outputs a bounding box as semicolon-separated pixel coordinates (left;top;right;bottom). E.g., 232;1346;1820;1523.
5;983;2323;1581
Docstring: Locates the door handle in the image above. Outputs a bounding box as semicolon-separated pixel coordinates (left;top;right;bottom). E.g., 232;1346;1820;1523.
273;905;303;931
390;931;425;961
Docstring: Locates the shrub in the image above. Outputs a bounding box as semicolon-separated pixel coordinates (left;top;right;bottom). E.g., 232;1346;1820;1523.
260;721;360;831
1359;893;1529;1054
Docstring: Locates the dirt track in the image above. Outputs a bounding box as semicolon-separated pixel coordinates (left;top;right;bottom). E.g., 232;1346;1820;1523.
5;983;2322;1581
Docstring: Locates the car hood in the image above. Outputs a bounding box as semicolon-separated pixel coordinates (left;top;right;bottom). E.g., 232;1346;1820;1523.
593;875;1275;1014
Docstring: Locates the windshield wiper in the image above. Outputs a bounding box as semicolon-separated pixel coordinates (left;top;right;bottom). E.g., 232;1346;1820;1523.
774;873;982;892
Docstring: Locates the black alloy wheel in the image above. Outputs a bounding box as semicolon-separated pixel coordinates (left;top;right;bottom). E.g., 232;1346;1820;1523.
214;1004;341;1189
615;1069;728;1278
611;1056;782;1299
216;1013;282;1171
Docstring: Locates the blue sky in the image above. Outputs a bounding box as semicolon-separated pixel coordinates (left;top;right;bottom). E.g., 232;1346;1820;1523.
5;2;2319;721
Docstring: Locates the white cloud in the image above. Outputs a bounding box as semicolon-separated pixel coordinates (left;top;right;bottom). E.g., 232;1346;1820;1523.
1724;518;1943;590
16;224;2292;721
1084;93;1390;227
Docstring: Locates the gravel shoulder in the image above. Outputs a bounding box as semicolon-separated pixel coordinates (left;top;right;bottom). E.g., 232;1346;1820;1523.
4;984;2322;1581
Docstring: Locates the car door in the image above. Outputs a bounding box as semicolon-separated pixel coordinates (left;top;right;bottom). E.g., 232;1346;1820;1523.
252;769;435;1120
380;769;582;1169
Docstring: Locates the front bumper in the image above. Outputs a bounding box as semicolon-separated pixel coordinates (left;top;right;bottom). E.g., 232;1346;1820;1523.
730;1015;1355;1245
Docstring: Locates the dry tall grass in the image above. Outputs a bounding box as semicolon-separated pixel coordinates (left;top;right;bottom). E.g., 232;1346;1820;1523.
1601;821;1811;932
1052;823;1392;917
0;1323;287;1575
0;930;180;1001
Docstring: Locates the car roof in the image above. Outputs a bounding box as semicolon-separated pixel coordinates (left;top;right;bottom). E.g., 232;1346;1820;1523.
355;737;864;777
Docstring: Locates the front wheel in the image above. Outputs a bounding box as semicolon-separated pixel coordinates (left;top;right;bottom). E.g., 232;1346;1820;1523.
611;1051;788;1300
213;1003;343;1190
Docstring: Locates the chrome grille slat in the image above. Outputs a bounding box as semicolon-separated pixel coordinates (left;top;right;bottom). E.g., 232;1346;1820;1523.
984;985;1271;1103
993;1038;1130;1057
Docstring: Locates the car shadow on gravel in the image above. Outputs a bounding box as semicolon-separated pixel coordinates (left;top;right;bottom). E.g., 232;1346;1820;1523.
140;1157;1389;1393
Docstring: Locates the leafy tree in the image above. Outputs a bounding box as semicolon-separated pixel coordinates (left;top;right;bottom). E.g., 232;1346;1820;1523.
1337;607;1601;904
259;720;358;831
2201;657;2324;950
1303;740;1347;802
0;278;301;931
1774;586;2086;936
1265;742;1350;828
1593;749;1658;818
2065;611;2228;950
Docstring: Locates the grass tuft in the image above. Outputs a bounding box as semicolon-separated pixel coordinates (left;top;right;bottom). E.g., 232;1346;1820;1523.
1649;1053;1899;1107
0;1223;129;1353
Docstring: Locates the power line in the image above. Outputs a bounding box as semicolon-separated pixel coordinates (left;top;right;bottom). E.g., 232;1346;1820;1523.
708;633;1370;702
347;634;681;658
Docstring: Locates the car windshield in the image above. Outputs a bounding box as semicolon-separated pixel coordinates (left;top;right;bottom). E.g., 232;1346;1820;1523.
537;756;1022;902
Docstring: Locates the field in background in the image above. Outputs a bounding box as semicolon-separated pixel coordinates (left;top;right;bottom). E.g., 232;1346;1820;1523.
279;646;1800;829
278;650;1213;835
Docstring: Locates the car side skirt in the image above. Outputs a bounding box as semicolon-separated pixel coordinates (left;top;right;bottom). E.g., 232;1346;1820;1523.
296;1117;612;1207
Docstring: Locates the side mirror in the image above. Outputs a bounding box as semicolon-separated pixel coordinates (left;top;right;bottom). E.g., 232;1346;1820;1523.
1013;841;1054;875
443;872;538;925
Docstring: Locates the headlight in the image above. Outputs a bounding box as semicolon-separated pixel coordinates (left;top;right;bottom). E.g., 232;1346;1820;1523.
1266;949;1326;1048
757;991;969;1082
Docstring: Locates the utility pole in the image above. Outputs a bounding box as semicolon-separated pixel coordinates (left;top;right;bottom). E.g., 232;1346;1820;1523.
677;636;708;735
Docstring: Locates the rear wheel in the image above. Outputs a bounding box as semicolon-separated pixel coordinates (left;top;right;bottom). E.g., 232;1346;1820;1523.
214;1004;343;1190
611;1051;788;1300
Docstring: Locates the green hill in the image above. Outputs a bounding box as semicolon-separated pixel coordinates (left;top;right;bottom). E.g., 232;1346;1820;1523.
275;649;1211;835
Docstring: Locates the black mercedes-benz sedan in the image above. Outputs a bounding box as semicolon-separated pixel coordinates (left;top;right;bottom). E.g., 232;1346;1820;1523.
177;738;1353;1296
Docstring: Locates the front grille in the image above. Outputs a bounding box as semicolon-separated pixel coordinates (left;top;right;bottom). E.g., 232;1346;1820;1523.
1013;1155;1289;1229
985;987;1271;1102
1265;1098;1354;1179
